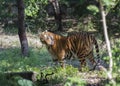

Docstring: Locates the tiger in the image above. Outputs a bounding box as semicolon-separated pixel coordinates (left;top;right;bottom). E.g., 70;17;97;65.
39;30;100;70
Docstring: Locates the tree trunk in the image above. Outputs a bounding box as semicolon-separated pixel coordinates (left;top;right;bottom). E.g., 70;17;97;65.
99;0;115;84
17;0;29;56
49;0;62;31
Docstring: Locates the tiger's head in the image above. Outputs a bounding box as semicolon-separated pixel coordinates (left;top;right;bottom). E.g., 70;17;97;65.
39;30;54;46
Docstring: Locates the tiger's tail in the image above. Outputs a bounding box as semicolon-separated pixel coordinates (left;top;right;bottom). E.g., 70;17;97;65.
93;37;100;69
94;38;100;61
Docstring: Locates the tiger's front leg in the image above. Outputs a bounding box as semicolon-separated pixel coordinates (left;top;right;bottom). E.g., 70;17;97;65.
57;50;66;68
53;59;65;68
59;60;66;68
52;57;66;68
52;59;59;66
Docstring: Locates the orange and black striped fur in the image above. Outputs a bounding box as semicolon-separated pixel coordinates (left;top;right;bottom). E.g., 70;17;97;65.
39;30;100;70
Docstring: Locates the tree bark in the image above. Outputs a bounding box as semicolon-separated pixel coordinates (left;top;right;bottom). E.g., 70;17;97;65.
49;0;62;31
99;0;115;84
17;0;29;56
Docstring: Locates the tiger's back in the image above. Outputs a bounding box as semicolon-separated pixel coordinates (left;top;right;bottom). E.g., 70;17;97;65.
67;32;95;56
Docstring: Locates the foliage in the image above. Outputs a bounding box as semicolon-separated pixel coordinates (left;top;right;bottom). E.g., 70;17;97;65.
87;5;99;15
0;0;49;33
0;73;34;86
24;0;48;32
102;40;120;85
24;0;48;18
0;0;119;33
103;40;120;71
18;79;33;86
25;0;39;18
112;41;120;72
64;77;86;86
0;0;16;18
0;47;51;72
0;0;17;30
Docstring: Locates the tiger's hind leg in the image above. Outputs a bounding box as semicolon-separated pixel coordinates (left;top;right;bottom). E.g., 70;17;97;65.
87;52;97;70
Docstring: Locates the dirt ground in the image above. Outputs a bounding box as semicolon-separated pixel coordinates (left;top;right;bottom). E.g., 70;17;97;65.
0;31;42;49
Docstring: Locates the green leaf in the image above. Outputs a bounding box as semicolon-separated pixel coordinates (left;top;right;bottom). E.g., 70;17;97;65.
87;5;99;15
18;79;33;86
102;0;115;6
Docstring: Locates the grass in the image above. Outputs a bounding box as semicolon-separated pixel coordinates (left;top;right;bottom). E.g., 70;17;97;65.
0;47;52;72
